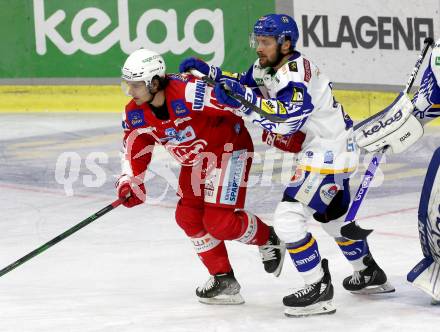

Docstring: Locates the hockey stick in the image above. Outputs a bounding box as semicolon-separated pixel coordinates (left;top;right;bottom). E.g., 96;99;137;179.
0;198;124;278
189;69;286;123
340;37;434;240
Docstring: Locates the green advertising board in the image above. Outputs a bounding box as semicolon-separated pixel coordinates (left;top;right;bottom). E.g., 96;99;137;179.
0;0;275;78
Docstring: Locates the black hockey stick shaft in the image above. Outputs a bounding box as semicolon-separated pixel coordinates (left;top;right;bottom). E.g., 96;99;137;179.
341;37;434;240
354;37;434;131
189;70;286;123
0;198;123;278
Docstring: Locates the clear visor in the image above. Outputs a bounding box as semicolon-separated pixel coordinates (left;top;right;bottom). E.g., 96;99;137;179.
249;33;284;49
249;32;257;48
120;80;149;97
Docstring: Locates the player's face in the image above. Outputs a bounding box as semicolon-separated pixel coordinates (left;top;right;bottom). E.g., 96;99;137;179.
123;80;152;105
255;36;279;68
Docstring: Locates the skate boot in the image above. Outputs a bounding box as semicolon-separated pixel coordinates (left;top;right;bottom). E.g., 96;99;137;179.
343;254;395;294
258;226;286;277
196;270;244;305
283;259;336;317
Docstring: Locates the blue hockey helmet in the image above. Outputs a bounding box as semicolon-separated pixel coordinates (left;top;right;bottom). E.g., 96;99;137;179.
250;14;299;49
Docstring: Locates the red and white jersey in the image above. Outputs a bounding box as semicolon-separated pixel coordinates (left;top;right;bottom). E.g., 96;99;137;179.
121;74;248;177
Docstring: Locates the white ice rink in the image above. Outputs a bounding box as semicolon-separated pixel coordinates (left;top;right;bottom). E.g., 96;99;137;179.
0;113;439;332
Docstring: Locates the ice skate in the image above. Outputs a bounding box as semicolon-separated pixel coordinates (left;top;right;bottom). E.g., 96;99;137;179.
283;259;336;317
343;254;395;294
258;226;286;277
196;270;244;305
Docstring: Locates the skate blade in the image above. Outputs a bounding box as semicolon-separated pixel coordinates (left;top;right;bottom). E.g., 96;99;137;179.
350;281;395;295
273;243;286;278
431;299;440;305
284;300;336;317
198;293;245;305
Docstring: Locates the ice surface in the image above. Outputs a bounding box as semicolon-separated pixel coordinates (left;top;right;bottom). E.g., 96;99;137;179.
0;113;439;332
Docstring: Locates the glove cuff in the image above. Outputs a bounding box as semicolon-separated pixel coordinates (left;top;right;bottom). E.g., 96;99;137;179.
208;66;222;82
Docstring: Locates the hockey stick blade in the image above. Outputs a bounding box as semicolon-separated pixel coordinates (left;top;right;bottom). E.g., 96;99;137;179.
189;69;286;123
340;222;373;240
0;198;124;278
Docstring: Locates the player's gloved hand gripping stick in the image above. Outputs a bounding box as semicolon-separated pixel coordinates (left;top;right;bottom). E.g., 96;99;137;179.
340;37;434;240
189;69;287;123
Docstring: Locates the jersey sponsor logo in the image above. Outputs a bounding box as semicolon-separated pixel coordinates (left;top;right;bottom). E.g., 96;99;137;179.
162;125;195;144
127;109;146;128
193;80;207;110
204;168;220;204
346;137;355;152
324;150;334;164
171;99;190;117
291;87;304;103
261;99;276;114
303;58;311;82
290;168;306;185
319;183;340;204
361;110;403;137
220;149;247;205
288;61;298;72
436;56;440;66
254;77;264;85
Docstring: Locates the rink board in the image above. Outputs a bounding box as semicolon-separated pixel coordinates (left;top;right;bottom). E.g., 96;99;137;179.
1;85;440;125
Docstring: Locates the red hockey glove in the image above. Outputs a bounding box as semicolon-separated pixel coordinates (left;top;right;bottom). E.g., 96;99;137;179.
262;130;306;153
116;174;146;208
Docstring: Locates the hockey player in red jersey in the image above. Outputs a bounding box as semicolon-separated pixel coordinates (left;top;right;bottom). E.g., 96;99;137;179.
115;48;285;304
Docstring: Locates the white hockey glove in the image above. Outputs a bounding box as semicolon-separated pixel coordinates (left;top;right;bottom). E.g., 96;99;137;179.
355;93;424;154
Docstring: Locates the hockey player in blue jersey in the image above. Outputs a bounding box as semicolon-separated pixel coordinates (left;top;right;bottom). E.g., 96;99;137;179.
356;39;440;303
179;14;394;317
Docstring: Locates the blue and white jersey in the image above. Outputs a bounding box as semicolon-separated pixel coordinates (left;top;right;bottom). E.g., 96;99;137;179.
238;52;358;174
413;39;440;125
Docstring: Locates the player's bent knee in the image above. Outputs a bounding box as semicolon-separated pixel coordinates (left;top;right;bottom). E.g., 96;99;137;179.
273;201;311;243
175;198;205;237
202;207;237;240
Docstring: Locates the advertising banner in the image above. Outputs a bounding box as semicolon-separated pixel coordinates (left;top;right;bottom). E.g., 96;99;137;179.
292;0;439;86
0;0;274;79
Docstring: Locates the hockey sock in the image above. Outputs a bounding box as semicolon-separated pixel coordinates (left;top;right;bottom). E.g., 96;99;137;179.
190;232;232;275
335;237;370;271
286;233;324;284
235;210;270;245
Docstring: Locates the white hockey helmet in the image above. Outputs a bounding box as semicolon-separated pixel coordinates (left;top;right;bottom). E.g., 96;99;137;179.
121;49;166;87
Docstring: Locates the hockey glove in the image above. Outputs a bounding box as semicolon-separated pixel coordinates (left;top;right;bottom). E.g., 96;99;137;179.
178;57;222;82
262;130;306;153
116;174;146;208
214;79;257;114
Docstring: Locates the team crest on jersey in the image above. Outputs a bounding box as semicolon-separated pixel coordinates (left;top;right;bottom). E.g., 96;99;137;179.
127;109;146;128
171;99;190;117
288;61;298;72
291;87;304;103
436;56;440;66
